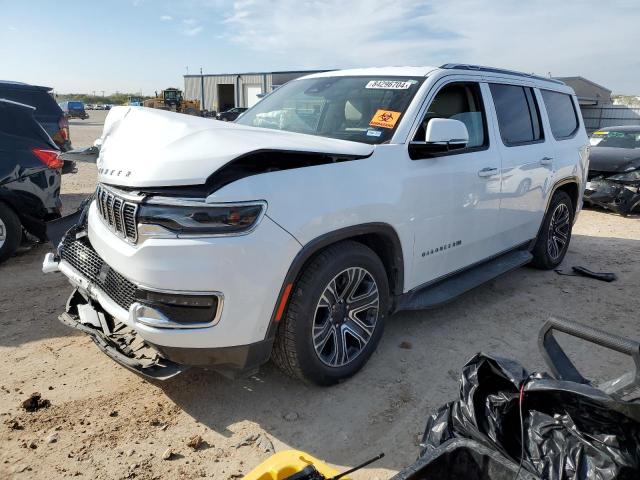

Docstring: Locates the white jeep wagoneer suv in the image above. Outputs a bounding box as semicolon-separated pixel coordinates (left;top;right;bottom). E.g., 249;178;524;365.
44;64;589;384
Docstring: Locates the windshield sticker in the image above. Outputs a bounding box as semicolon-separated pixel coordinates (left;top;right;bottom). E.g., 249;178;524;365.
366;129;383;137
366;80;415;90
592;131;608;135
370;109;401;129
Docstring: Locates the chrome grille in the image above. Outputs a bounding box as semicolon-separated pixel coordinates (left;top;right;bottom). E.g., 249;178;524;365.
95;184;138;243
59;234;138;311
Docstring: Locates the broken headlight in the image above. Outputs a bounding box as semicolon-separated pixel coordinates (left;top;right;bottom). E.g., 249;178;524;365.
137;200;266;237
607;170;640;184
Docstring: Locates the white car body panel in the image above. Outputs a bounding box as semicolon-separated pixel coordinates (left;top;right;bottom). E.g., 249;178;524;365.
86;201;302;348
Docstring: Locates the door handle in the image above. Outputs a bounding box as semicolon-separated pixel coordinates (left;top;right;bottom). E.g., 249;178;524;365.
478;167;498;178
540;156;554;166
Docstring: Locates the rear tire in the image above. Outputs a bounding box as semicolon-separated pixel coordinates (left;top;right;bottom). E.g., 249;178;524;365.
530;191;574;269
0;203;22;265
272;241;389;385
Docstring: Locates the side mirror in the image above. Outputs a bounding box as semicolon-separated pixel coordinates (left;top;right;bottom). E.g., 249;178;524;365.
409;118;469;159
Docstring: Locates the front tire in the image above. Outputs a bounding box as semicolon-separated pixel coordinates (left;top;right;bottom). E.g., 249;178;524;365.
530;190;574;269
272;241;389;385
0;202;22;265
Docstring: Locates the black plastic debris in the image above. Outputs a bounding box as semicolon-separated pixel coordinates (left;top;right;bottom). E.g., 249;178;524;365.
555;266;617;282
413;352;640;480
392;438;536;480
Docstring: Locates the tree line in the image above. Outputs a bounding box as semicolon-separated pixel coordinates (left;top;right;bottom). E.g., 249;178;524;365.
54;93;153;105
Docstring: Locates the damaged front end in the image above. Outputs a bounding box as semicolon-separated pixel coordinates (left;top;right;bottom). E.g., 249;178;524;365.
584;169;640;216
43;203;187;380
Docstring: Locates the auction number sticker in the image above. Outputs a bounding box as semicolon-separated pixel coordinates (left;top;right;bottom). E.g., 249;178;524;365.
366;80;415;89
370;110;402;129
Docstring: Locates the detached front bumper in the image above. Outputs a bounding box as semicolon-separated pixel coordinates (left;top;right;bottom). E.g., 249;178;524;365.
43;236;274;380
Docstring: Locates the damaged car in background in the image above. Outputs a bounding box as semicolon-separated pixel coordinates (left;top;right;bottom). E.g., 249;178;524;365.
0;99;62;264
43;65;588;385
584;126;640;215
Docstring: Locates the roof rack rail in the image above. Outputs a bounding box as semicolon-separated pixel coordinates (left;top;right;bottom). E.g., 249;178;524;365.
440;64;565;85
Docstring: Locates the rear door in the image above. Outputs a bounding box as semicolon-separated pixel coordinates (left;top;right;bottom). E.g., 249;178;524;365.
406;78;503;286
487;83;554;247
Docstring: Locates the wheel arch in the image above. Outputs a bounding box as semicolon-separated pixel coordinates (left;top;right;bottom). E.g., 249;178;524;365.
546;177;580;217
532;176;580;249
265;222;405;340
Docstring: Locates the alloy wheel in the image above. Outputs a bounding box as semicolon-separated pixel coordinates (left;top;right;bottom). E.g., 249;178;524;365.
0;218;6;249
547;203;570;260
312;267;380;367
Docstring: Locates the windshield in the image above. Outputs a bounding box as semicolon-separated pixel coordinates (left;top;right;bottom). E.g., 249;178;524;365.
590;130;640;148
164;90;180;101
68;101;84;109
236;76;424;144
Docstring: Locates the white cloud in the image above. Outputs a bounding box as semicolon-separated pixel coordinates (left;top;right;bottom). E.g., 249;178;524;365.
173;17;205;36
218;0;640;93
182;25;204;36
160;15;173;21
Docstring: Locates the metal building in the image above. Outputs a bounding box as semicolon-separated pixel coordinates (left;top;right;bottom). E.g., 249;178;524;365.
554;76;612;107
183;70;328;113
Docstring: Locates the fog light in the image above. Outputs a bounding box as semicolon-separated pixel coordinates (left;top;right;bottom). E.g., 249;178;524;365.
133;290;223;328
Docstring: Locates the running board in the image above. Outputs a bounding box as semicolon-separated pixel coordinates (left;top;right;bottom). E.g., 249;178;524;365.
396;250;533;311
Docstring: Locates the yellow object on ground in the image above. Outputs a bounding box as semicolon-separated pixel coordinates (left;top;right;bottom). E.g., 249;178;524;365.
244;450;347;480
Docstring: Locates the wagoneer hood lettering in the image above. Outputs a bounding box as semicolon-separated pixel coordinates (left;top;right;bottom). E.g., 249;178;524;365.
96;107;374;188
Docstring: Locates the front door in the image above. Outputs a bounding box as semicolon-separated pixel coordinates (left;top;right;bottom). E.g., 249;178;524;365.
406;80;503;288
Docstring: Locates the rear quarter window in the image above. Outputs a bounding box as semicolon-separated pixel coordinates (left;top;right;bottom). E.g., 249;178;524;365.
541;90;579;140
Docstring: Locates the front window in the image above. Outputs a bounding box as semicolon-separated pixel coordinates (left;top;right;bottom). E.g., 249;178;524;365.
590;130;640;148
164;90;181;102
236;76;425;144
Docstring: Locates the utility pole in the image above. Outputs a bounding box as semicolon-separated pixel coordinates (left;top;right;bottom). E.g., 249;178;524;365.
200;67;205;111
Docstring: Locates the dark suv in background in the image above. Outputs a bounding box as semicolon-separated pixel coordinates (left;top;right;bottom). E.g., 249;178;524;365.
0;81;71;151
59;100;89;120
0;99;63;264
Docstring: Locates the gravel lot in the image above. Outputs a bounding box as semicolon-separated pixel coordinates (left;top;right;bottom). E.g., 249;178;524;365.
1;110;638;479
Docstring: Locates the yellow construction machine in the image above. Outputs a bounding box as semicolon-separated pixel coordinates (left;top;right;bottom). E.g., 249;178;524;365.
143;88;200;116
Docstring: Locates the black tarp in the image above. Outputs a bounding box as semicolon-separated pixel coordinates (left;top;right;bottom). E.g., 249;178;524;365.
419;354;640;480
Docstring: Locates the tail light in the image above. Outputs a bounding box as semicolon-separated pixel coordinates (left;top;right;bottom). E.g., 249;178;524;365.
58;116;69;141
33;148;64;169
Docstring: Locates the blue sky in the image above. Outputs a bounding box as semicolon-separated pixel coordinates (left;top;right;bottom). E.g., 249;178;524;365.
2;0;639;95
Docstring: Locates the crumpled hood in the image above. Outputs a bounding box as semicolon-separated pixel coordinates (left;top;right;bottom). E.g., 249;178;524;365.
96;106;374;187
589;147;640;174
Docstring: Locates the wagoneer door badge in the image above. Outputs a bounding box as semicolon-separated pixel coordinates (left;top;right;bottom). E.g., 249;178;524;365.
422;240;463;258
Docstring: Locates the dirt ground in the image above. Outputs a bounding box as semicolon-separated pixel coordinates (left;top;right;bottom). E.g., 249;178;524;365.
1;110;639;479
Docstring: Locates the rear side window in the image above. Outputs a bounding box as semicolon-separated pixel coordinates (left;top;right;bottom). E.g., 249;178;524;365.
489;84;543;146
541;90;579;140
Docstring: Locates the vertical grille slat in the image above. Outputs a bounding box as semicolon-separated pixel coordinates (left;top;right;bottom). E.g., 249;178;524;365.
94;184;139;243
